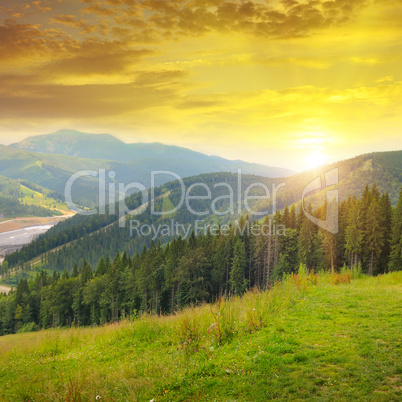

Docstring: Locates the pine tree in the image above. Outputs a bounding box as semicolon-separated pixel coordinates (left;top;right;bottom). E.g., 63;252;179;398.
298;205;316;269
189;230;197;249
61;269;70;280
212;234;232;295
282;205;290;228
289;205;297;229
345;197;363;268
71;263;79;278
81;260;92;284
95;258;107;276
378;192;392;273
230;239;247;295
389;189;402;271
366;197;384;275
359;184;373;270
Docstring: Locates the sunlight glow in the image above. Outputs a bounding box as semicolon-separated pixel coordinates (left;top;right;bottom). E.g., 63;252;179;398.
305;150;328;170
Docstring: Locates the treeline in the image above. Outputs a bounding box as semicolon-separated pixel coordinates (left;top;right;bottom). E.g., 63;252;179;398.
0;184;401;335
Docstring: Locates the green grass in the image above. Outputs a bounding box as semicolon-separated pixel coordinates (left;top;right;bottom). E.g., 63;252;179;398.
162;195;176;216
0;271;401;401
18;184;69;214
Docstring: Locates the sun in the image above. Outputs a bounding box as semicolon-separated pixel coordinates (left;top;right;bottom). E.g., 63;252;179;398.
305;150;328;170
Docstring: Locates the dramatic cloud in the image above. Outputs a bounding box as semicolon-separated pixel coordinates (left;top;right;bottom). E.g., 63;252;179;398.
0;0;401;170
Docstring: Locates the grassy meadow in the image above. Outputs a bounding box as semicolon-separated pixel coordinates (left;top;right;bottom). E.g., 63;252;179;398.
18;184;70;215
0;269;401;401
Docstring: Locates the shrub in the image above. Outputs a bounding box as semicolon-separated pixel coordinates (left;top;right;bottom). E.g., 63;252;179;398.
289;264;318;290
331;272;351;285
17;322;39;334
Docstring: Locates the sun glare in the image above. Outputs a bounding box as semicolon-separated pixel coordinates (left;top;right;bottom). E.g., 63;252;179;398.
305;150;328;170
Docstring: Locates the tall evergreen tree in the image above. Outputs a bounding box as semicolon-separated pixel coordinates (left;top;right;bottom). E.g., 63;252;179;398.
345;197;363;268
378;192;393;273
230;239;247;296
389;189;402;271
366;197;384;275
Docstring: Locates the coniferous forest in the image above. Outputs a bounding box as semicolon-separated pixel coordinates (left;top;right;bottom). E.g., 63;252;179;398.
1;184;401;336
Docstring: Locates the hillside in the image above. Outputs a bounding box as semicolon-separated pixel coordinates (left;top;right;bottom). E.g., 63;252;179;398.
0;145;105;208
3;149;401;274
10;129;295;178
0;134;294;210
0;176;64;219
0;270;400;401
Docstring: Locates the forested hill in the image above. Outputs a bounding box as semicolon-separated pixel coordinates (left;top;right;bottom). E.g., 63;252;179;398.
3;150;401;276
0;176;62;218
1;184;401;336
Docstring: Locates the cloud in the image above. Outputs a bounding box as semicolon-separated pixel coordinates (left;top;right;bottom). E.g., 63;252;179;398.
0;17;156;78
140;0;369;39
40;40;156;81
71;0;372;42
0;78;187;120
32;1;52;13
0;0;401;171
350;57;382;65
0;19;77;67
376;76;393;83
134;70;190;87
81;4;117;16
0;68;191;121
254;55;332;69
50;14;97;34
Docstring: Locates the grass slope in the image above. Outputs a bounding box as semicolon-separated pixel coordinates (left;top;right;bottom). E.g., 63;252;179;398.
18;184;69;215
0;176;65;218
0;270;401;401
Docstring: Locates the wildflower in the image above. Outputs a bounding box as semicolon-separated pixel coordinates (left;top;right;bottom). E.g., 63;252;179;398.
96;396;101;400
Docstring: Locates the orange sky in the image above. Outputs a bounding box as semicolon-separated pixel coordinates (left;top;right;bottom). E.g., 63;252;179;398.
0;0;401;171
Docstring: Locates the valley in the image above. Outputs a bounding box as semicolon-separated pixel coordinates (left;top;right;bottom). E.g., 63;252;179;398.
0;216;72;257
0;216;73;234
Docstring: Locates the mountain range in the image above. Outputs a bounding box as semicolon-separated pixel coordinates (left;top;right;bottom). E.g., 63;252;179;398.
2;130;295;208
4;148;402;273
11;129;294;176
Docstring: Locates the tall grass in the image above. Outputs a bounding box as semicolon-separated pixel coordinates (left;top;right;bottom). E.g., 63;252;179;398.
0;269;400;401
0;265;315;360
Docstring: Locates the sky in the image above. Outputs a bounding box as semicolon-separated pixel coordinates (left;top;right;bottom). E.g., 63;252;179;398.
0;0;401;171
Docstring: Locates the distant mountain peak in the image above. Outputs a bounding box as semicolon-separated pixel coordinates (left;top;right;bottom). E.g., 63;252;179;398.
10;129;295;178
